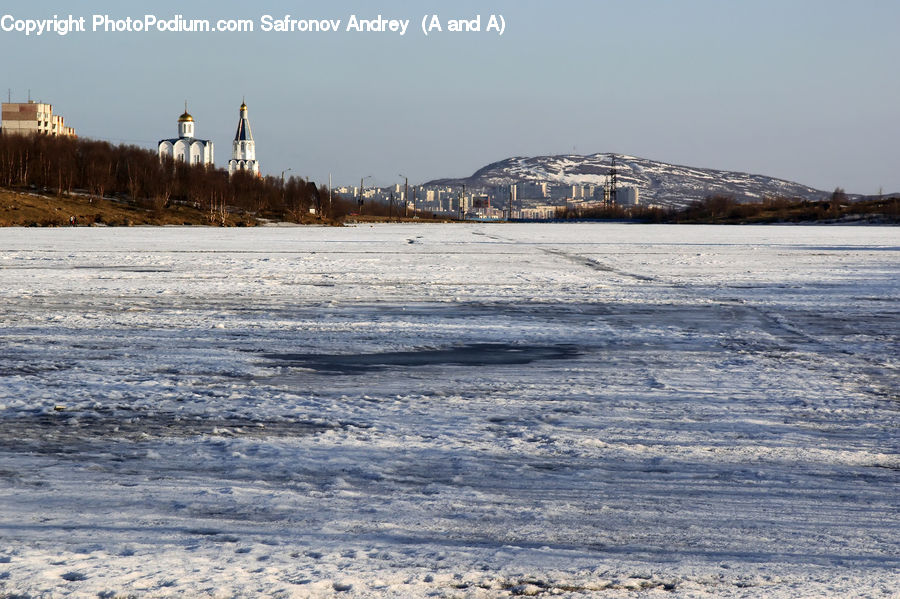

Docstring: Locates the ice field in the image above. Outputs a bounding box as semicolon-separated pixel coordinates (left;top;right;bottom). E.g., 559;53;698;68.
0;223;898;597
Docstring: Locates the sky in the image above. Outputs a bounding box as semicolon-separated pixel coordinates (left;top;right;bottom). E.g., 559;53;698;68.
1;0;899;193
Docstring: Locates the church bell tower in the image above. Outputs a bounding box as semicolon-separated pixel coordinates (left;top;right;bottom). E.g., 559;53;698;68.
227;99;259;176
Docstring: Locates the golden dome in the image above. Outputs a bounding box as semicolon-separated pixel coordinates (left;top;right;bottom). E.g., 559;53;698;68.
240;102;247;111
178;111;194;122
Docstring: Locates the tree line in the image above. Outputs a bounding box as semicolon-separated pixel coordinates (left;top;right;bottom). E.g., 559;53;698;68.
0;132;355;223
555;190;899;224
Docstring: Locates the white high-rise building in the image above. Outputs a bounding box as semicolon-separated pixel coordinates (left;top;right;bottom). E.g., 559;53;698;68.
227;101;260;176
158;105;214;166
617;187;640;206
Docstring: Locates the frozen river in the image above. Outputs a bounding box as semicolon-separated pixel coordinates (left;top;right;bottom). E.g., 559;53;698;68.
0;223;898;597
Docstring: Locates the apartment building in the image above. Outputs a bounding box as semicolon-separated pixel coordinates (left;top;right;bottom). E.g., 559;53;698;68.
1;101;77;137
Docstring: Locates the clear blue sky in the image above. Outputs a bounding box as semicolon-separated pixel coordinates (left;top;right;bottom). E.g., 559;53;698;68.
2;0;898;193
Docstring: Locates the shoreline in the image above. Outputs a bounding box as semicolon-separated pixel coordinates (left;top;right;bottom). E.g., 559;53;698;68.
2;188;897;227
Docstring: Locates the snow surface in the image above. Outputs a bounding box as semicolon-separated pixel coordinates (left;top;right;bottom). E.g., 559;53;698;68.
0;223;898;598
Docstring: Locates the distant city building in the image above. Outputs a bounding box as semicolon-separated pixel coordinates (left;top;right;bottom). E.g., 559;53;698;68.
617;187;640;206
458;191;471;212
227;101;260;176
518;181;547;199
1;101;76;137
521;204;559;220
472;195;491;210
549;185;570;200
491;184;517;210
571;184;595;200
158;105;214;166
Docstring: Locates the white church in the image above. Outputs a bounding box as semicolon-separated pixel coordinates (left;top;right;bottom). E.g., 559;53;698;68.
157;105;214;166
157;100;260;176
227;100;260;176
228;102;259;176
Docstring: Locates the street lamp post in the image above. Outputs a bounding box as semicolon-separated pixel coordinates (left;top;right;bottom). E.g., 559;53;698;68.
280;168;292;219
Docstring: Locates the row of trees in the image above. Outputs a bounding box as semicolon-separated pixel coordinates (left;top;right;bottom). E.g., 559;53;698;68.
0;132;351;223
668;191;899;223
553;203;672;222
554;189;899;224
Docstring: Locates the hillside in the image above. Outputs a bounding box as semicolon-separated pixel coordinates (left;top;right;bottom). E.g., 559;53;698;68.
0;189;257;227
427;153;831;208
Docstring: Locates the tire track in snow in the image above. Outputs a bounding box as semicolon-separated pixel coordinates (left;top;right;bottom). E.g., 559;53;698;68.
473;229;658;283
478;228;897;404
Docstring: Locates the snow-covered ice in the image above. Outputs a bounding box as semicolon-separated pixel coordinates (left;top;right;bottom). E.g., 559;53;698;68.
0;223;897;598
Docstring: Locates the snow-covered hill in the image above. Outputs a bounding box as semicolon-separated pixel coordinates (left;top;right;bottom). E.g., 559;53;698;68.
427;153;829;208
